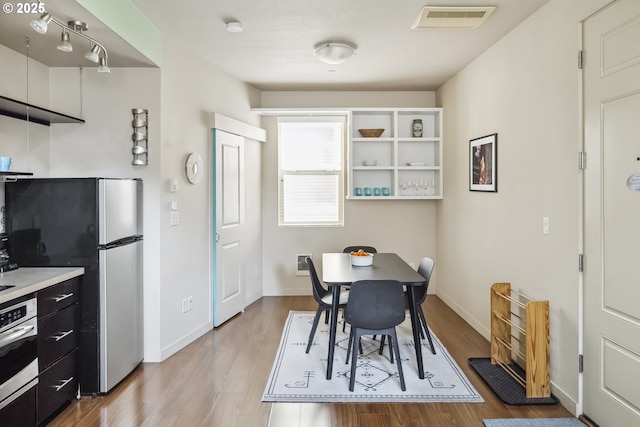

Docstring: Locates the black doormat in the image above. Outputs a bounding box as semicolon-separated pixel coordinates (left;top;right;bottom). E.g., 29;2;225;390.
468;357;559;405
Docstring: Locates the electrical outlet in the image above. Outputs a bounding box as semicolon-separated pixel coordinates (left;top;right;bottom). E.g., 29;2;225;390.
181;298;188;313
187;296;193;311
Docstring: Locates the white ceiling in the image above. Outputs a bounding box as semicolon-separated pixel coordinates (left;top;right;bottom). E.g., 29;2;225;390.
0;0;549;91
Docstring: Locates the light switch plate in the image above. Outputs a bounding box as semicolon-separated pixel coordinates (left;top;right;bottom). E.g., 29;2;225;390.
170;211;180;226
543;217;550;235
170;178;179;192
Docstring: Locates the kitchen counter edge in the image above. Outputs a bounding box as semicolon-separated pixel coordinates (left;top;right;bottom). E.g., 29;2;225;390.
0;267;85;304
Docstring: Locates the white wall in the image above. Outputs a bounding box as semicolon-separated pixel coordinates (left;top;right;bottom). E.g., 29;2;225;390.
436;0;611;413
155;36;262;360
0;35;263;364
0;44;51;178
259;91;438;296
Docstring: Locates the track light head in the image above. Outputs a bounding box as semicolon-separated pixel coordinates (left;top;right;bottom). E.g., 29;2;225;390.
98;57;111;73
30;13;52;34
85;44;101;63
57;30;73;52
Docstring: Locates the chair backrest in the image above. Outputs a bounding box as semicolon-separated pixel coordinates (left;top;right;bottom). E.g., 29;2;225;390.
345;280;405;330
343;246;378;254
305;257;328;304
414;257;435;305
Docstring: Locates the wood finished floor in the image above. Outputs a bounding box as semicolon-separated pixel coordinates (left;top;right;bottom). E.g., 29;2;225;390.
48;296;575;427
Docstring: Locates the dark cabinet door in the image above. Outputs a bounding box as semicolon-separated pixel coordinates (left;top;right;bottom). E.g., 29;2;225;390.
38;303;78;370
37;349;78;426
0;385;37;427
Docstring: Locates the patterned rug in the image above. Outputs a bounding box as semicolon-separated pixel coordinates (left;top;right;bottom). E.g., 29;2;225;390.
262;310;484;403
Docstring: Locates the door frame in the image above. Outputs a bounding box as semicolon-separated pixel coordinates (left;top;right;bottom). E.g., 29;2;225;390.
209;113;266;325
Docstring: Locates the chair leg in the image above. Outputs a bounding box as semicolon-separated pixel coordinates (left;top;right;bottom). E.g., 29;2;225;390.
390;329;406;391
306;307;324;353
378;335;386;355
346;328;353;363
418;307;436;355
388;335;394;364
346;328;363;364
349;330;362;392
324;310;329;324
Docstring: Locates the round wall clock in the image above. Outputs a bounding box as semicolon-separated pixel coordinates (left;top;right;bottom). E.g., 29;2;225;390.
185;153;203;184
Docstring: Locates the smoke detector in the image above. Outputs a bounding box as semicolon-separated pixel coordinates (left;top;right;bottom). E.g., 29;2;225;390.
411;6;496;30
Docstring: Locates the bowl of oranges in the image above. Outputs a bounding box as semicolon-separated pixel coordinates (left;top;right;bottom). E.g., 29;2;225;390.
350;249;374;267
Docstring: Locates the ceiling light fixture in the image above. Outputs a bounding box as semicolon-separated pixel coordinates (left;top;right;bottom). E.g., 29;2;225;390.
313;42;357;65
85;43;100;63
29;1;110;73
226;21;243;33
30;12;52;34
57;30;73;52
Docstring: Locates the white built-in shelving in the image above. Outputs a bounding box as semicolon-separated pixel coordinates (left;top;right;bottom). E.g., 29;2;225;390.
348;108;443;200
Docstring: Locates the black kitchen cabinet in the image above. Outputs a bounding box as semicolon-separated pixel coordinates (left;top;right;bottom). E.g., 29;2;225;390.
36;277;80;426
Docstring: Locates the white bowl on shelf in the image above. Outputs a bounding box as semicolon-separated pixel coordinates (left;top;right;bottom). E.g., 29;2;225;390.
350;253;374;267
408;162;427;166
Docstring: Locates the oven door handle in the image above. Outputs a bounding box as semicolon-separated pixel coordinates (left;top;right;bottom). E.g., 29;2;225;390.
0;325;36;347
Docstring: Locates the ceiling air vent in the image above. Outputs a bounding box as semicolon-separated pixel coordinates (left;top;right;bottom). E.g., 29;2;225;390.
411;6;496;30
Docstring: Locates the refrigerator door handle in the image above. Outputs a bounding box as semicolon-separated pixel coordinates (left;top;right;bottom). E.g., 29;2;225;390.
99;235;143;250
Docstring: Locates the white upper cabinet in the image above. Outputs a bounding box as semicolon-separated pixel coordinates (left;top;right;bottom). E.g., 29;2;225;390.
348;108;443;199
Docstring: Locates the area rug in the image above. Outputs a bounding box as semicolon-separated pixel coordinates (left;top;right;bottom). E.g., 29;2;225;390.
262;310;484;403
483;418;585;427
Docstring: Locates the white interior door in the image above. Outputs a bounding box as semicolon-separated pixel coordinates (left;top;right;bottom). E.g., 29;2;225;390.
583;1;640;424
213;130;245;327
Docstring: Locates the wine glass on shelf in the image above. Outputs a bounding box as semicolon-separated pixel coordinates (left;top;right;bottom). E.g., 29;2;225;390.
399;179;407;196
428;178;436;196
421;179;429;196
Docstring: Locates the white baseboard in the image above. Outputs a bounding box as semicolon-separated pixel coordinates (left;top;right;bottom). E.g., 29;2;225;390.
436;291;490;341
435;291;577;415
145;321;213;363
263;288;311;296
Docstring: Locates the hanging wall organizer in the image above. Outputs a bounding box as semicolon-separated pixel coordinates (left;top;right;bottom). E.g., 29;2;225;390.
132;108;148;165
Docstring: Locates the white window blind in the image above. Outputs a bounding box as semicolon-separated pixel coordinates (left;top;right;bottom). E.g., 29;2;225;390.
278;117;345;226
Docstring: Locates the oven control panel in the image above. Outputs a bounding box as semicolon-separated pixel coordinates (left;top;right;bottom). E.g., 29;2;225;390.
0;298;37;333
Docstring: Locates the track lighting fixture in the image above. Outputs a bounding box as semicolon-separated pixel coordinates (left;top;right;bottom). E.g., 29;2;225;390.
85;44;100;63
29;1;110;73
98;57;111;73
30;12;51;34
57;30;72;52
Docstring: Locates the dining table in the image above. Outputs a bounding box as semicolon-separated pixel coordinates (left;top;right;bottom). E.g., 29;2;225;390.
321;252;427;380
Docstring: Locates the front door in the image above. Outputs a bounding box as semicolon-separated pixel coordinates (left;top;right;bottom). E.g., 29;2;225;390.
583;0;640;424
213;129;245;327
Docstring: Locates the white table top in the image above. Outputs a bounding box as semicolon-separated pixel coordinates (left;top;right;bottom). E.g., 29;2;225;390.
321;253;425;285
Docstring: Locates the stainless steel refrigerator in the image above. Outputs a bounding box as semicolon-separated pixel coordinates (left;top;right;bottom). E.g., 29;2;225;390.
5;178;143;395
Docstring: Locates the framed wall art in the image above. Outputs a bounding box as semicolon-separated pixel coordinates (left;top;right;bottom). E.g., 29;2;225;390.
470;133;497;192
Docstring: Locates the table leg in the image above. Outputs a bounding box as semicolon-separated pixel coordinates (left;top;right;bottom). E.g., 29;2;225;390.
326;284;340;380
408;286;424;379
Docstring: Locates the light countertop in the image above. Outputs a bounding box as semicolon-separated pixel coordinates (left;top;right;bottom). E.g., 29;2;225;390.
0;267;85;304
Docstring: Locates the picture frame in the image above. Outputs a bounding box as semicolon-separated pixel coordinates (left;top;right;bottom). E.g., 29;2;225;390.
469;133;497;192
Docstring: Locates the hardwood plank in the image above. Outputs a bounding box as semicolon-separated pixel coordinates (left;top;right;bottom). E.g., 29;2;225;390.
48;296;575;427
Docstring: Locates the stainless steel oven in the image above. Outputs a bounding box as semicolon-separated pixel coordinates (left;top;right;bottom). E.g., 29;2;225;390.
0;295;38;426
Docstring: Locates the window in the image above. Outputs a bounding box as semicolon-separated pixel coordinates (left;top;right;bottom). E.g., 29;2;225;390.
278;116;345;226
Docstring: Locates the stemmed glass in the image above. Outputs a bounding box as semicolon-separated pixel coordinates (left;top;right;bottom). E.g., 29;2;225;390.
399;179;408;196
421;179;429;196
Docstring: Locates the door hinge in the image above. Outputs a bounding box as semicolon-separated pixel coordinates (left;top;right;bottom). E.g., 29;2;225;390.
578;253;584;272
578;151;585;170
578;50;584;69
579;354;584;373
